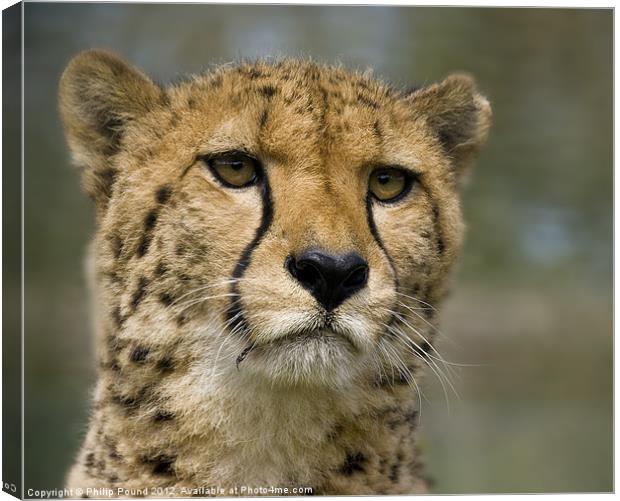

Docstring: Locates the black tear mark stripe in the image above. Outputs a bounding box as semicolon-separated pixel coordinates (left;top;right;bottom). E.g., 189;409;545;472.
226;177;274;336
365;194;399;290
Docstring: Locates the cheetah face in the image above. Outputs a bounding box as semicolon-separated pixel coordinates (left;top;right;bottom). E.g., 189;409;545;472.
60;51;490;388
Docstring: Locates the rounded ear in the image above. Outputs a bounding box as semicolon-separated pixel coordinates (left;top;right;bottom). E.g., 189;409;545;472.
58;49;165;208
407;74;492;175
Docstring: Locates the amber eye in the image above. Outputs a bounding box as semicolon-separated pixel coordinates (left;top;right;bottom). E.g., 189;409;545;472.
205;153;259;188
369;167;411;202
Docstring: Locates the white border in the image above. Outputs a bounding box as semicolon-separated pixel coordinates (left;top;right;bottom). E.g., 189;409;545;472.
0;1;615;501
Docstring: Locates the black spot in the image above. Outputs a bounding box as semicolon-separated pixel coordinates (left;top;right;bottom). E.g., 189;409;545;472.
144;211;158;231
141;455;176;476
153;460;173;475
175;243;186;256
100;359;121;373
137;236;151;257
156;357;174;373
372;120;383;141
340;452;366;476
111;394;140;413
130;276;149;310
248;68;263;79
154;261;167;277
259;85;277;98
85;452;95;468
389;463;400;483
259;109;269;129
104;436;121;459
357;93;379;109
137;210;159;257
437;237;445;254
111;306;125;328
187;97;196;109
155;185;172;204
106;332;127;353
326;423;344;441
130;345;150;363
154;410;175;422
159;293;173;306
110;386;150;414
177;272;192;283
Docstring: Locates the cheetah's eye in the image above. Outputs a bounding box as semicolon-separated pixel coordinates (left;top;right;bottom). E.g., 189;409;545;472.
368;167;412;202
204;152;259;188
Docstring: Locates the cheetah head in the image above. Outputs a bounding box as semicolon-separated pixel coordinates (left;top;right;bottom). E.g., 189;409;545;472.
59;50;490;390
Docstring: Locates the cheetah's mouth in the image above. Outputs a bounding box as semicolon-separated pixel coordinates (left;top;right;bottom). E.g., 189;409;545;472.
235;326;358;374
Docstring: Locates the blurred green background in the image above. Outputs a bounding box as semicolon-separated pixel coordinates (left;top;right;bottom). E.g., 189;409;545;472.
15;4;611;494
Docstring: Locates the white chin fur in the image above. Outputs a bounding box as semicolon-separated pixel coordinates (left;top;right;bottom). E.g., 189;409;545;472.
238;331;365;388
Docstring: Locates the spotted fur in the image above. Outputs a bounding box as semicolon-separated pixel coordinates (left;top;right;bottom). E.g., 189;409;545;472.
59;49;491;496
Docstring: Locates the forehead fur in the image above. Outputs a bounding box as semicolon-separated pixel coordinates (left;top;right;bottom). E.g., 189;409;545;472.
160;60;420;169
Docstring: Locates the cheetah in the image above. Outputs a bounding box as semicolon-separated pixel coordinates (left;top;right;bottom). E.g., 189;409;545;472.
59;49;491;496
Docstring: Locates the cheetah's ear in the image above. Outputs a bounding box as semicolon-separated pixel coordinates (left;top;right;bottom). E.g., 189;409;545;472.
408;74;491;175
58;49;164;208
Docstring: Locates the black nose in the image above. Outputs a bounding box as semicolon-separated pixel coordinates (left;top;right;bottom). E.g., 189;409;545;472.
287;249;369;311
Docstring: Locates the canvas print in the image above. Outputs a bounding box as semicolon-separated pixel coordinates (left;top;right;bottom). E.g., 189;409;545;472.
2;2;613;498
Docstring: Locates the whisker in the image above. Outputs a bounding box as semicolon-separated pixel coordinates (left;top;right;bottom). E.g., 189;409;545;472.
394;291;437;311
378;338;424;419
381;320;454;409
